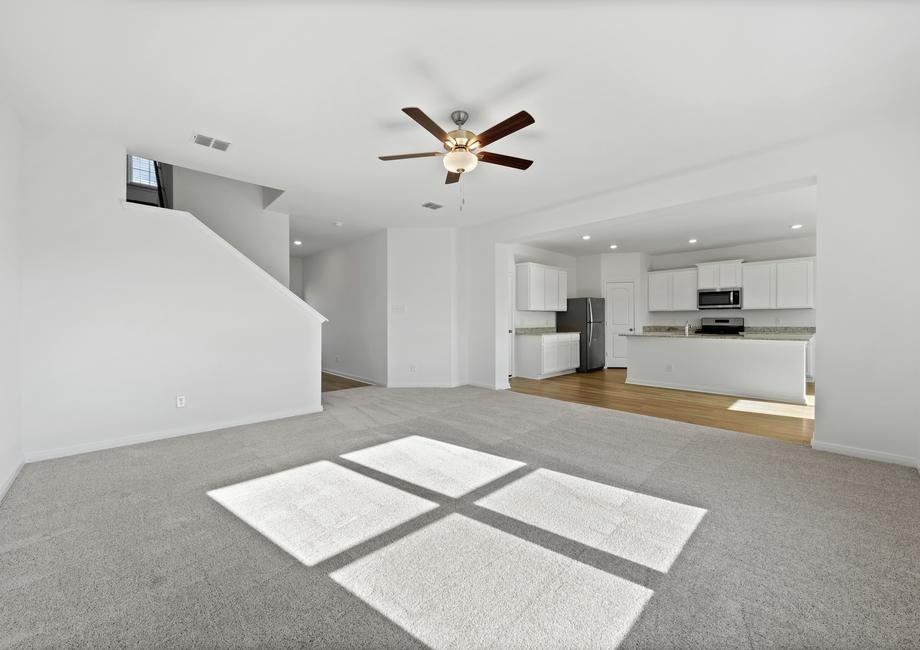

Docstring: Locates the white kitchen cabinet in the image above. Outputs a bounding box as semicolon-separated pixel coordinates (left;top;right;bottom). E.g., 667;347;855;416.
740;257;814;310
648;271;673;311
697;260;742;290
516;263;568;311
776;259;814;308
672;268;698;311
544;268;559;311
648;268;697;312
697;263;719;290
557;270;568;311
719;261;743;289
514;332;581;379
742;262;776;310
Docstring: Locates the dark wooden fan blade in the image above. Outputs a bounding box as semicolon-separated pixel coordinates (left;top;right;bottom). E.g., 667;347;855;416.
473;111;534;148
379;152;441;161
477;151;533;170
402;107;449;142
445;171;461;184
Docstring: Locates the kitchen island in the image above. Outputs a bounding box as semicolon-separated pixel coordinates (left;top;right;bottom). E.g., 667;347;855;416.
622;332;813;405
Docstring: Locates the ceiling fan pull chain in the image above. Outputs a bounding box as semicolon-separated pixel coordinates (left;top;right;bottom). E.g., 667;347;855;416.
459;173;465;212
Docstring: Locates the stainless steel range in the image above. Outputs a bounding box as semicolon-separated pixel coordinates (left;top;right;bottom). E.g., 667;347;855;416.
695;317;744;335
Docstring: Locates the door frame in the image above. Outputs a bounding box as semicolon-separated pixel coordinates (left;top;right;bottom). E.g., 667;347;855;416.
508;270;515;377
605;281;635;368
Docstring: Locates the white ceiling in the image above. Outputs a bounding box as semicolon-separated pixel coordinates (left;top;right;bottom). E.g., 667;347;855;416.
1;2;917;257
522;183;817;256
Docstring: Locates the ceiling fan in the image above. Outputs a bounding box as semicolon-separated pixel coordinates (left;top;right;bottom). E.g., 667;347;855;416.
379;107;535;184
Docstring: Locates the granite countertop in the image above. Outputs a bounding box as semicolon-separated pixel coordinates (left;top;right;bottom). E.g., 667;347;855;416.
515;328;580;337
622;332;814;341
515;327;557;336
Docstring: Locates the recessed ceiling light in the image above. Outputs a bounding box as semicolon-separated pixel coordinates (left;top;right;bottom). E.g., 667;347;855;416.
293;240;302;246
791;224;803;230
581;235;591;240
688;239;698;244
333;221;344;227
609;244;618;249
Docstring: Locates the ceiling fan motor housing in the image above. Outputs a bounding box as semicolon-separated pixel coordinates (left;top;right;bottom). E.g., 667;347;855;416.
444;129;478;151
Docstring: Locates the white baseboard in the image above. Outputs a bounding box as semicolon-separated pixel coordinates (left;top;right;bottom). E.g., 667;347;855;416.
321;368;382;386
0;461;24;505
24;404;324;463
625;378;808;406
467;381;500;390
811;439;917;468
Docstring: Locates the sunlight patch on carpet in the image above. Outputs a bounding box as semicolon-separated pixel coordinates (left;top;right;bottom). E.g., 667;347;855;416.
207;461;436;566
476;468;706;573
341;435;525;497
331;514;652;649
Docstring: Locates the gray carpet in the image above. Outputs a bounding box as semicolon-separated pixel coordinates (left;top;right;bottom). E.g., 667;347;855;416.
1;386;919;648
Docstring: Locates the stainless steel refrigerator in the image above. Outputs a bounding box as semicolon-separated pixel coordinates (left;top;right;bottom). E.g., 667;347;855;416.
557;297;605;372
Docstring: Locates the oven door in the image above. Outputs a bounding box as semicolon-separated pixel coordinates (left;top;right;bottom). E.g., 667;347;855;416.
698;289;741;309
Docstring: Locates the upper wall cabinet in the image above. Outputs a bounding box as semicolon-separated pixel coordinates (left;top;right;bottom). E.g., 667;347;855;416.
697;260;743;290
775;258;815;308
516;262;569;311
742;257;815;310
648;267;698;312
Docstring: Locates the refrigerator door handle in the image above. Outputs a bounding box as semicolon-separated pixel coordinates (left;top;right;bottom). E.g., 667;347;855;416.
587;299;593;323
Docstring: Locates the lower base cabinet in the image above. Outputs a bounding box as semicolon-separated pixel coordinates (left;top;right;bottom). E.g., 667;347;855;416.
514;333;580;380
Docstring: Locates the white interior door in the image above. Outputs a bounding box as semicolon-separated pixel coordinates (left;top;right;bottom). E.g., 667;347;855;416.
606;281;635;368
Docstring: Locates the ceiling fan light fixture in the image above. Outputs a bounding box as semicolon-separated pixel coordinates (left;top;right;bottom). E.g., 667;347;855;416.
442;148;478;174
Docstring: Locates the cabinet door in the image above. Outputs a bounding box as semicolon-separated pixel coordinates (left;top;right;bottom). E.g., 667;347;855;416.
570;336;580;368
530;265;545;310
648;272;673;311
672;269;698;311
719;261;743;289
776;259;814;308
556;336;568;370
742;263;775;310
542;338;557;373
557;270;568;311
697;264;719;290
543;269;558;311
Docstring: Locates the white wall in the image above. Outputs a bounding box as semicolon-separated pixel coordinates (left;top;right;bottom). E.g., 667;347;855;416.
303;232;388;385
510;244;577;329
813;120;920;468
289;256;304;298
387;228;459;387
459;113;920;468
645;237;817;327
19;127;325;460
172;166;290;286
575;255;603;298
0;97;23;498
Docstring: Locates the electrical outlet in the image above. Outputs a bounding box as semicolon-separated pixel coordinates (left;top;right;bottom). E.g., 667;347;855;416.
176;395;187;408
335;355;340;363
665;363;673;372
409;364;416;373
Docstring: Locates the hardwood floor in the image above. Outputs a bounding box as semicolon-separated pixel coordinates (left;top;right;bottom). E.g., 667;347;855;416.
510;368;815;444
321;372;370;392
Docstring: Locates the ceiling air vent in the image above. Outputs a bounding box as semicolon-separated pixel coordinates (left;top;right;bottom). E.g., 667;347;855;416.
193;133;231;152
422;202;443;210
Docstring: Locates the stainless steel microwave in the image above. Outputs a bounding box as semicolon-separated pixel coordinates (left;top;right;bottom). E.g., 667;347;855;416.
697;289;741;310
